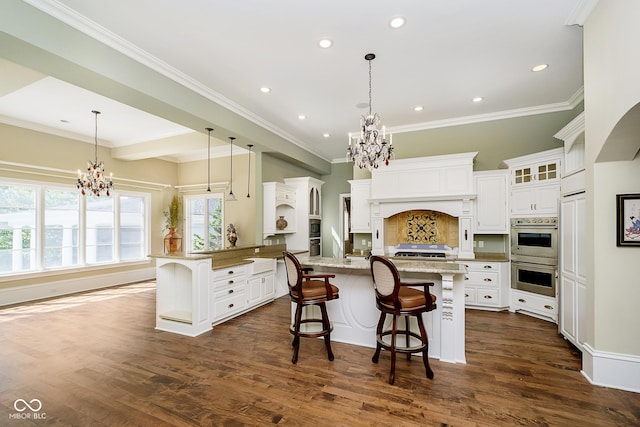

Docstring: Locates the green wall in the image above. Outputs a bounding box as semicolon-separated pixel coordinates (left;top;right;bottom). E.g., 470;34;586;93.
320;163;353;258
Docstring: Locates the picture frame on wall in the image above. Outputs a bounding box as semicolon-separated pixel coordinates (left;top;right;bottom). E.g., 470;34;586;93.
616;193;640;246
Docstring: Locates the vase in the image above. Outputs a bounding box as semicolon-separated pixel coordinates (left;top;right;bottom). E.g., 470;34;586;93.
164;227;182;254
276;216;288;230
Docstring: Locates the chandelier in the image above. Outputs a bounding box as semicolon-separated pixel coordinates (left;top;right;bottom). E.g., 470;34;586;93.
347;53;393;171
76;110;113;197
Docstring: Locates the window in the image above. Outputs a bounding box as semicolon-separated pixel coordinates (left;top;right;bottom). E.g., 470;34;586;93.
185;193;224;252
0;179;150;276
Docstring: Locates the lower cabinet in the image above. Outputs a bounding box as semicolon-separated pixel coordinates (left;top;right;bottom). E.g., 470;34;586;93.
211;262;277;326
510;289;558;323
460;260;509;310
211;265;248;323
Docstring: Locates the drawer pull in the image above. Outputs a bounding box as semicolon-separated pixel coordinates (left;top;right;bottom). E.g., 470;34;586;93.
228;270;234;275
483;278;492;282
518;298;526;303
483;265;493;269
465;293;469;298
465;277;469;280
544;305;554;310
483;295;492;299
228;289;234;294
228;303;234;308
228;280;234;284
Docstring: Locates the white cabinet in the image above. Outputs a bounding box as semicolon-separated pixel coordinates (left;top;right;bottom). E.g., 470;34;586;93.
248;271;275;308
349;179;371;233
263;182;297;237
510;289;558;322
460;260;509;310
210;265;248;323
474;170;508;233
559;193;587;350
510;185;561;216
504;148;563;217
283;177;324;253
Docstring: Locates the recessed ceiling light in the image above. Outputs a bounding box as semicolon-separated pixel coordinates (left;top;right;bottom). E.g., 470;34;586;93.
389;16;406;29
532;64;548;72
323;133;330;138
318;38;333;49
298;115;307;120
472;97;484;103
260;87;271;93
414;106;424;112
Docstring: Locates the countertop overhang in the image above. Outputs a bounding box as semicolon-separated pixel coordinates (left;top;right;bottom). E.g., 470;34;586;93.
296;256;467;275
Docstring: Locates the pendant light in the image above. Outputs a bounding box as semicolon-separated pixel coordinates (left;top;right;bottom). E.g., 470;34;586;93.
246;144;253;198
226;136;237;201
205;127;214;192
76;110;114;197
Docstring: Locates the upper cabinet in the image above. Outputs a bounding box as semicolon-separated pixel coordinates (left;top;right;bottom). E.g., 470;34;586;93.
555;112;585;196
474;170;509;233
263;182;297;237
349;179;372;233
504;148;563;217
282;177;324;251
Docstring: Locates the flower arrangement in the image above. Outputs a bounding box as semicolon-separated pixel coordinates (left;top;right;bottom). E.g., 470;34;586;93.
163;195;182;231
226;223;238;247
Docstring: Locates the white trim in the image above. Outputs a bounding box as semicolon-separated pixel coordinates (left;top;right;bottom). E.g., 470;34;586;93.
0;267;155;307
566;0;600;26
581;343;640;393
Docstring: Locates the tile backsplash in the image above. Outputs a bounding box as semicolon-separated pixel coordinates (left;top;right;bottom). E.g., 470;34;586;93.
385;210;459;247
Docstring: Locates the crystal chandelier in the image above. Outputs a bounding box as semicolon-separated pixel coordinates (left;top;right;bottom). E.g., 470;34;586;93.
347;53;393;171
76;110;113;197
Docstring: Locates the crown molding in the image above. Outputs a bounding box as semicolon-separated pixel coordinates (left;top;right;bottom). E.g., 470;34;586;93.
566;0;599;26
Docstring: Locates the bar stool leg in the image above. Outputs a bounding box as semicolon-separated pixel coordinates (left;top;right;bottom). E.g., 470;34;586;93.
405;317;411;361
389;314;398;385
291;303;303;364
372;312;385;363
416;313;434;379
319;302;334;361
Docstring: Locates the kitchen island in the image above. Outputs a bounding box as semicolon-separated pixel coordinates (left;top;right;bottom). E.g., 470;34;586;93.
295;256;467;364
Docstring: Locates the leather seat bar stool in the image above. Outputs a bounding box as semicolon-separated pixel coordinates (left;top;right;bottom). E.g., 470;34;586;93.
283;251;340;364
369;255;437;384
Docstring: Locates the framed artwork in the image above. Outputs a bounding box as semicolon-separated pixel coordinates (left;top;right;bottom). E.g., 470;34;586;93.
616;193;640;246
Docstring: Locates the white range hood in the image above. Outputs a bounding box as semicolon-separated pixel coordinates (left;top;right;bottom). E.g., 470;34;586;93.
369;152;478;259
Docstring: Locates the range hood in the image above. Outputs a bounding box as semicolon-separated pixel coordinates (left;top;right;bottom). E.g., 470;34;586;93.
369;152;478;259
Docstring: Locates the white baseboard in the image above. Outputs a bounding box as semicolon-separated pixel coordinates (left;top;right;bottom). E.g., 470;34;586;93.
581;343;640;393
0;268;156;307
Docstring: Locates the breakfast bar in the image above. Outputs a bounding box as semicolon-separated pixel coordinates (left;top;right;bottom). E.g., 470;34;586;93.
294;256;468;364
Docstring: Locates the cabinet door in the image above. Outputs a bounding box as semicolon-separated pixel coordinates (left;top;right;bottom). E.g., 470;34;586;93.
534;185;560;215
510;187;536;216
475;172;508;233
263;273;275;299
247;276;261;306
350;180;371;232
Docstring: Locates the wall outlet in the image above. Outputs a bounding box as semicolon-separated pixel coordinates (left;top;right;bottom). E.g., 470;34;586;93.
478;240;484;248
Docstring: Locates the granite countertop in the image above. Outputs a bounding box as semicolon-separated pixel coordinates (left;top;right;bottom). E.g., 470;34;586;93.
296;256;467;275
149;243;286;270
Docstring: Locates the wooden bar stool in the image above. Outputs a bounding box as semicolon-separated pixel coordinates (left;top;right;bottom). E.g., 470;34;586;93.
369;255;437;384
283;251;339;364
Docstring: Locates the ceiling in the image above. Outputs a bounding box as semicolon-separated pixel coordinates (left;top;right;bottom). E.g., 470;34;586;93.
0;0;587;165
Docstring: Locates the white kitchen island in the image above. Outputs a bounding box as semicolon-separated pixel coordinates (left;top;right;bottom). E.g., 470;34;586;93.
295;256;467;364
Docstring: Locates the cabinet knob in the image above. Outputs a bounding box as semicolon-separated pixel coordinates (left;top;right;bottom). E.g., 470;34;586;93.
483;265;492;269
483;278;492;282
228;289;234;294
544;305;554;310
518;298;526;303
483;295;492;299
465;293;469;298
228;270;234;275
228;303;234;308
228;280;234;284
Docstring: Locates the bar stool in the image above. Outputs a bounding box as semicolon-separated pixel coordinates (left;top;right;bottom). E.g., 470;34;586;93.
283;251;339;364
369;255;437;384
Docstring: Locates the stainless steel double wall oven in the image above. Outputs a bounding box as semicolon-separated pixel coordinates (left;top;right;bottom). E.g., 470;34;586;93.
510;217;558;297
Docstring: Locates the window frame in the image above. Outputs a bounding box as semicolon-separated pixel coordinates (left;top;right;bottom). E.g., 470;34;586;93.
183;192;225;253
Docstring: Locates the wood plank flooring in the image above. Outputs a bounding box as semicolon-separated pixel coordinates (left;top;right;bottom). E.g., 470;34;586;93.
0;281;638;426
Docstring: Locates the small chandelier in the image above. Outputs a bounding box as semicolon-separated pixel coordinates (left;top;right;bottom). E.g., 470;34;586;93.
347;53;393;171
76;110;113;197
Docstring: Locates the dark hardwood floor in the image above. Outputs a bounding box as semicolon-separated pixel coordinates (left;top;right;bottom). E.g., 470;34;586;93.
0;281;638;426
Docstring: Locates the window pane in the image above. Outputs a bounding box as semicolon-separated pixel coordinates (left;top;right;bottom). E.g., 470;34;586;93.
208;198;222;250
86;196;114;263
187;195;222;252
120;195;145;260
0;184;36;273
44;189;79;268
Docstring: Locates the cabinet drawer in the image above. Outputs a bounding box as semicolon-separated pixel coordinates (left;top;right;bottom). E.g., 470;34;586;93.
215;283;245;300
476;289;500;306
214;292;246;320
512;290;557;318
464;287;477;304
462;262;500;272
465;271;499;287
213;265;247;284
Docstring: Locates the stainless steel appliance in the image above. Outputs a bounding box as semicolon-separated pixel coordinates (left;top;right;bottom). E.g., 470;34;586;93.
510;217;558;297
309;238;321;256
510;217;558;260
309;219;321;238
391;244;455;259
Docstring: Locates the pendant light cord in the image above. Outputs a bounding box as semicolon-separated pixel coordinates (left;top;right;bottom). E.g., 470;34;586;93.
246;144;253;198
92;110;100;163
206;128;213;192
